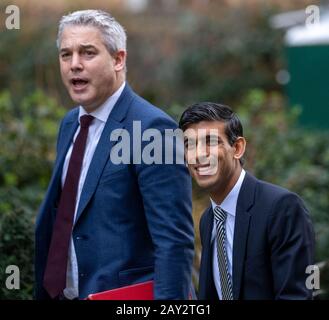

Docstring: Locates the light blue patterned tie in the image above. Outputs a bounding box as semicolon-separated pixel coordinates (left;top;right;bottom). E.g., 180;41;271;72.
213;206;233;300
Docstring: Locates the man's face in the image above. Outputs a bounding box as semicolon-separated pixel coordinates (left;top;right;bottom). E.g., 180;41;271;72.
184;121;242;194
59;25;125;112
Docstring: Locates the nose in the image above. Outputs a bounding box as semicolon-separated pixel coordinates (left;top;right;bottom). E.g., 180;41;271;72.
196;141;209;165
70;52;83;72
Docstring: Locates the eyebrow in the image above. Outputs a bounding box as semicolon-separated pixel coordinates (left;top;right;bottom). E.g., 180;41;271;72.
59;48;69;53
80;44;98;50
59;44;98;53
183;133;223;144
208;133;222;139
184;137;194;143
207;134;224;142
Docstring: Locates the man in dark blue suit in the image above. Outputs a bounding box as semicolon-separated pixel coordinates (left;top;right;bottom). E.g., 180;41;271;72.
179;102;315;300
35;10;194;300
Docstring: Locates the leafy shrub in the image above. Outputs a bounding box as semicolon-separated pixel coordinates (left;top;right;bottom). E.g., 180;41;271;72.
0;90;65;299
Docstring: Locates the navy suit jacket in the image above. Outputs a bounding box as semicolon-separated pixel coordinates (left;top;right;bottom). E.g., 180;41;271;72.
35;84;194;299
198;172;315;300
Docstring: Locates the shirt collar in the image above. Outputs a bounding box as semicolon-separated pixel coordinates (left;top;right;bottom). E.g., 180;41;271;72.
78;81;126;123
210;169;246;217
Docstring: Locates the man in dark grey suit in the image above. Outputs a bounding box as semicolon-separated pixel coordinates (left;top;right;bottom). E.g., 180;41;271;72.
179;102;315;300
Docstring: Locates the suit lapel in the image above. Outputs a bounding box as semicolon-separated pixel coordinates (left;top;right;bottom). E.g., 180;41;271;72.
74;84;135;223
232;172;256;299
74;118;124;223
203;207;214;283
232;204;251;299
51;117;79;192
37;114;79;224
199;207;217;298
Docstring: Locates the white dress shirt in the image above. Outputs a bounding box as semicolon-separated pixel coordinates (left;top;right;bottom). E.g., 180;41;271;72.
211;169;246;300
62;82;126;299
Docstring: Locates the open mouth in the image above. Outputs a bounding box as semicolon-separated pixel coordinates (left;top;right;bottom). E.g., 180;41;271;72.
71;78;89;89
195;164;218;175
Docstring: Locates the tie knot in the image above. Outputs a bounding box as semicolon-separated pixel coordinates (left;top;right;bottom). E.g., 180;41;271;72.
80;115;94;128
214;206;227;223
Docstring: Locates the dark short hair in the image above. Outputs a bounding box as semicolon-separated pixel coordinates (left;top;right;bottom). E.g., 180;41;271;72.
179;102;244;165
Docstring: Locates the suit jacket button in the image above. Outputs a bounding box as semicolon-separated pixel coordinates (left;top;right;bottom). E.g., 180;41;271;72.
76;235;88;240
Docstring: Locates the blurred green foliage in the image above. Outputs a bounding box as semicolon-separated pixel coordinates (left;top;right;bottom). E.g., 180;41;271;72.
0;90;65;299
171;9;283;106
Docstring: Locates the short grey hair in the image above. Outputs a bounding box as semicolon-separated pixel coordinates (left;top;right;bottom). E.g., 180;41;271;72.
56;9;127;54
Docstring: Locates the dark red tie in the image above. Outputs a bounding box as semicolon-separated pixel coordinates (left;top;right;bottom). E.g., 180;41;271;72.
43;114;94;298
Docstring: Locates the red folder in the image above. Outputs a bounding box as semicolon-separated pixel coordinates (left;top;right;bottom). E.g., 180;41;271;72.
87;280;154;300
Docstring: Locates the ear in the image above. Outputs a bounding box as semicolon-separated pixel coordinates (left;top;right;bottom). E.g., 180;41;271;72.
113;50;127;72
233;137;246;161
